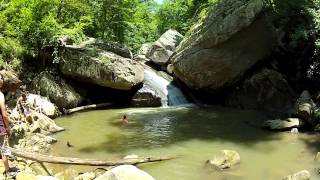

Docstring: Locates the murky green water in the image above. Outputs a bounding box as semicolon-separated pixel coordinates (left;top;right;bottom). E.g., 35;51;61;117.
50;107;320;180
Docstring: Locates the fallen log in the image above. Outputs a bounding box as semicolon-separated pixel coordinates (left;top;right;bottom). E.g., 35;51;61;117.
63;102;113;115
10;148;175;166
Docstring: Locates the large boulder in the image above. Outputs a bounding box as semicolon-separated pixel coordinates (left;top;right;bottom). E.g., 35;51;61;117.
0;70;22;92
60;46;144;90
146;29;183;65
95;165;155;180
172;0;275;91
226;68;296;115
32;72;83;109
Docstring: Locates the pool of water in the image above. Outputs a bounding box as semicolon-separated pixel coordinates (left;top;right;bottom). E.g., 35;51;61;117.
50;107;320;179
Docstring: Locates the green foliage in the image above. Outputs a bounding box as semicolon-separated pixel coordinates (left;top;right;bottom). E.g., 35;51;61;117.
155;0;217;36
0;0;223;63
88;0;158;52
264;0;320;83
0;0;91;64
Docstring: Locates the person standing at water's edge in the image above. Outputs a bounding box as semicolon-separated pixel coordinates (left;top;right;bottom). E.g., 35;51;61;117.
0;74;13;177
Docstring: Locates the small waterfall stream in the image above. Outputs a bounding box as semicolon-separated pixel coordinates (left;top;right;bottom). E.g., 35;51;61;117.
144;66;188;106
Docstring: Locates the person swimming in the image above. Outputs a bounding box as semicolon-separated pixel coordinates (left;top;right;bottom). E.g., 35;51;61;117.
122;115;128;124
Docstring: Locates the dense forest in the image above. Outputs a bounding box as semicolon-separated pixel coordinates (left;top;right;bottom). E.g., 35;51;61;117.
0;0;319;84
0;0;216;69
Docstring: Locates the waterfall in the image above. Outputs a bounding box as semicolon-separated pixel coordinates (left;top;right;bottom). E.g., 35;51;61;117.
144;66;188;107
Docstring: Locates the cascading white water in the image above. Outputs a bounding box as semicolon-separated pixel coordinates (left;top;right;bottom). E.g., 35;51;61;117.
144;67;188;107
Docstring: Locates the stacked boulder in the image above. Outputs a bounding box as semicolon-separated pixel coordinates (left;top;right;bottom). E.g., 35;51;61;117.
146;29;183;68
171;0;275;91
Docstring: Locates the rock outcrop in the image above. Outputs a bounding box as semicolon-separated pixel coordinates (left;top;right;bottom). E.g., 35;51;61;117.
0;70;22;92
206;150;240;170
60;46;144;90
172;0;275;91
32;72;83;109
146;29;183;65
95;165;155;180
226;68;296;115
26;94;60;118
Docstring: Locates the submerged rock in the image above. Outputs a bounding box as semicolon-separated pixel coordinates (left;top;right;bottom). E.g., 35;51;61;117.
315;152;320;161
95;165;155;180
262;118;304;130
146;29;183;65
172;0;275;91
74;172;95;180
282;170;310;180
206;150;240;170
16;172;59;180
55;169;79;180
123;154;139;159
60;46;144;90
32;72;83;109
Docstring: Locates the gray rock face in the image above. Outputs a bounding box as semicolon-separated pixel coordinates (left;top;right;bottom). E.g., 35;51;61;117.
32;72;83;109
146;29;183;65
0;70;22;92
226;68;296;115
60;46;144;90
172;0;275;91
81;37;133;59
95;165;155;180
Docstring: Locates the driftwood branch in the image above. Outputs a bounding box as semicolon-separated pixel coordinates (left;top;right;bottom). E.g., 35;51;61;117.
10;148;174;166
63;103;113;115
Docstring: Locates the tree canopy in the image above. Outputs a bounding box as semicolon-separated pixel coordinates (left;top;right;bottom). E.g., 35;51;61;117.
0;0;320;77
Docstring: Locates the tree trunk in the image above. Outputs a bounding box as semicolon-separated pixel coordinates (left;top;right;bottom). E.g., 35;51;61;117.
10;148;174;166
63;103;113;115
